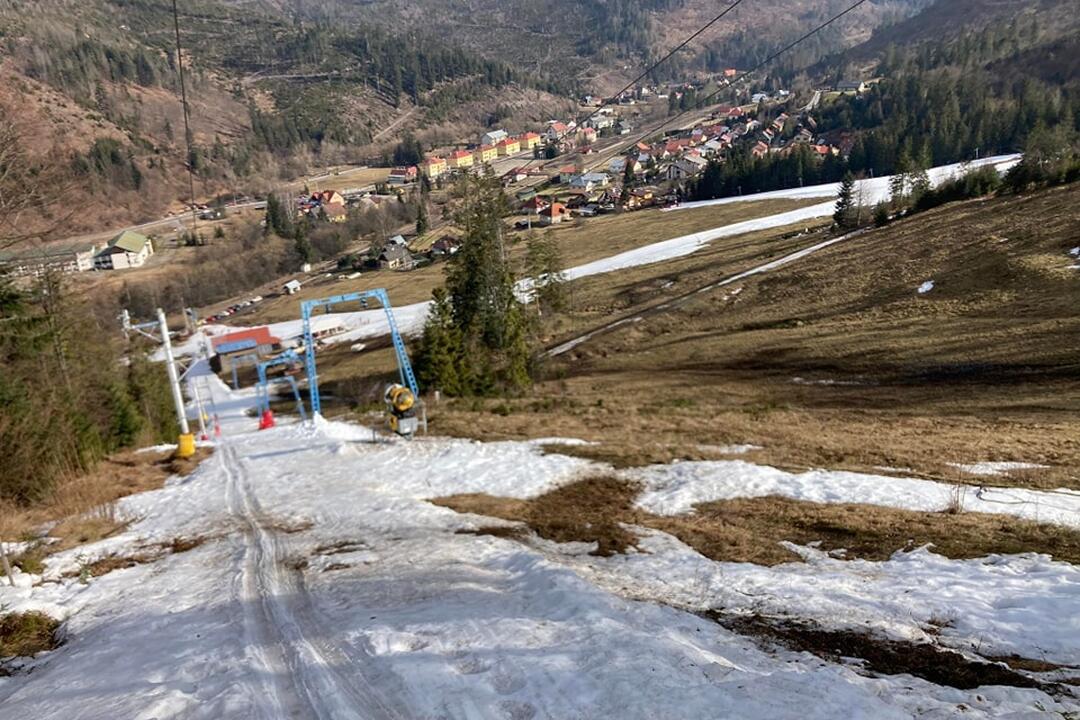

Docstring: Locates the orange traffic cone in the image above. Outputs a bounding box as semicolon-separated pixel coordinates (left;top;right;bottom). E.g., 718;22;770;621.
258;409;275;430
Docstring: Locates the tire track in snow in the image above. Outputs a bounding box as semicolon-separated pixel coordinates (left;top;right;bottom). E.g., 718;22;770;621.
222;443;409;720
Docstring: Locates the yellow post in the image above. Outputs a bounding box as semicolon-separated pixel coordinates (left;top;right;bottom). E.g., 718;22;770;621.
176;433;196;459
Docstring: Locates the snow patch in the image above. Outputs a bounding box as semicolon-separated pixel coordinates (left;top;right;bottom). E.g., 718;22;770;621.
917;280;935;295
948;461;1049;477
626;459;1080;527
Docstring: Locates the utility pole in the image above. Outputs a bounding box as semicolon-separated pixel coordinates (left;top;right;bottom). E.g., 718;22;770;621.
157;309;195;457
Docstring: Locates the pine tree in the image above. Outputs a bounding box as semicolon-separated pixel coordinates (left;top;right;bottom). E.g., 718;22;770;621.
293;222;312;265
834;172;856;228
416;201;429;236
525;230;567;314
415;287;465;394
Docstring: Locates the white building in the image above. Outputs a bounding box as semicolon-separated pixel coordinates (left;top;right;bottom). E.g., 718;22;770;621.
0;241;102;278
94;231;154;270
481;129;508;146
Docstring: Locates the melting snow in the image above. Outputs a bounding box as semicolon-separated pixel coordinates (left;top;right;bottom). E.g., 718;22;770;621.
917;280;935;294
948;461;1050;476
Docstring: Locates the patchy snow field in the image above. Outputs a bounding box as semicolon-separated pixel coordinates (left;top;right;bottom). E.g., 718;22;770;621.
1;369;1078;718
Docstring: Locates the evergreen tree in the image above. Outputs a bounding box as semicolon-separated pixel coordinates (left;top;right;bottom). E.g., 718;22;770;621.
525;231;567;314
418;173;531;395
415;287;465;395
834;172;856;228
416;202;429;235
293;222;313;265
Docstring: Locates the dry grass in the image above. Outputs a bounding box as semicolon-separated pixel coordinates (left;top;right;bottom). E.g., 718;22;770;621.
434;477;641;556
2;447;213;573
423;185;1080;490
434;477;1080;566
0;611;61;659
73;535;209;579
653;495;1080;566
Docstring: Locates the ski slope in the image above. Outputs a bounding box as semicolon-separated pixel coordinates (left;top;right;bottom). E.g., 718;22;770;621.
1;368;1078;718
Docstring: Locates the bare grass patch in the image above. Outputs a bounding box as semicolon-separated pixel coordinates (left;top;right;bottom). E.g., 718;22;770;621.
434;480;1080;566
0;611;61;660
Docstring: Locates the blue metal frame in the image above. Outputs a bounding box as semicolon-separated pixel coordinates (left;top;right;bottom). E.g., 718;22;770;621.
255;350;307;421
230;353;262;390
300;288;418;416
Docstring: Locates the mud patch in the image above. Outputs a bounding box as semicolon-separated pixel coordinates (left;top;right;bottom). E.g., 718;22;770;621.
711;613;1062;693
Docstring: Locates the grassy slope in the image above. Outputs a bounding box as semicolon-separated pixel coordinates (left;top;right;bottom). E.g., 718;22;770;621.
425;184;1080;489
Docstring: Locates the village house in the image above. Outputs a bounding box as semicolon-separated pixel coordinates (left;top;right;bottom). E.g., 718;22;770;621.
666;155;708;181
388;166;418;184
283;279;302;295
420;156;448;179
538;202;569;226
579;127;598;145
519;132;542;151
752;141;771;158
481;129;508;146
544;121;571;142
624;186;657;210
448;149;474;170
94;231;154;270
502;167;528;185
210;326;282;374
322;203;348;222
521;196;550;215
473;144;498;165
569;172;610;192
0;240;103;277
496;137;521;156
430;236;460;258
378;243;414;270
836;80;868;94
589;115;615;131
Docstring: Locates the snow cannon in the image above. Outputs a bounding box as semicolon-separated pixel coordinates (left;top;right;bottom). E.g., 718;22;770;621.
384;384;418;438
258;408;276;431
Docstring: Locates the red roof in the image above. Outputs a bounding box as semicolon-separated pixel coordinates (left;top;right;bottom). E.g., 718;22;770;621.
450;150;471;159
520;132;541;140
211;327;281;351
422;156;446;165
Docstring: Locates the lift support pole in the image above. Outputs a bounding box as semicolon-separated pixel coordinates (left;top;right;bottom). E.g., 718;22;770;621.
157;308;195;457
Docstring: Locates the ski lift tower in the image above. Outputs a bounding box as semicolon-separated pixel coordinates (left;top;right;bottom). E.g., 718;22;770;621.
120;308;198;458
300;288;418;417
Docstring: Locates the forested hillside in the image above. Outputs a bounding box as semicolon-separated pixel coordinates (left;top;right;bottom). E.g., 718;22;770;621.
0;0;570;232
819;2;1080;176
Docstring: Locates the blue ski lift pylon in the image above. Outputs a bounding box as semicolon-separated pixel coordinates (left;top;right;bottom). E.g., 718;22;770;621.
300;288;418;417
254;349;307;425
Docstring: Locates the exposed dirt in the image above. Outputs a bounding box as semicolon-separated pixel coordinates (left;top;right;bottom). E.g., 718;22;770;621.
709;613;1055;692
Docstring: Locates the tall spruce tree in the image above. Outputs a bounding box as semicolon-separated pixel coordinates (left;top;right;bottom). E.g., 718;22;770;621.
834;172;856;228
417;173;531;395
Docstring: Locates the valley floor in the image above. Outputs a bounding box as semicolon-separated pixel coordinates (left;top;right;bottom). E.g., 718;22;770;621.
1;368;1079;718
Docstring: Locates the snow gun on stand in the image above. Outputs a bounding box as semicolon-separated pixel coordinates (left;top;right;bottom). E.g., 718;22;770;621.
384;384;419;438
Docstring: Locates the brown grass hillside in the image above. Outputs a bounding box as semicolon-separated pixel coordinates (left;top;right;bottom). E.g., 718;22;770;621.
425;184;1080;487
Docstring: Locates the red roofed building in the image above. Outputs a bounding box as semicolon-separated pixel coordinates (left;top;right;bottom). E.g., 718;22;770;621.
210;327;282;373
519;132;542;150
